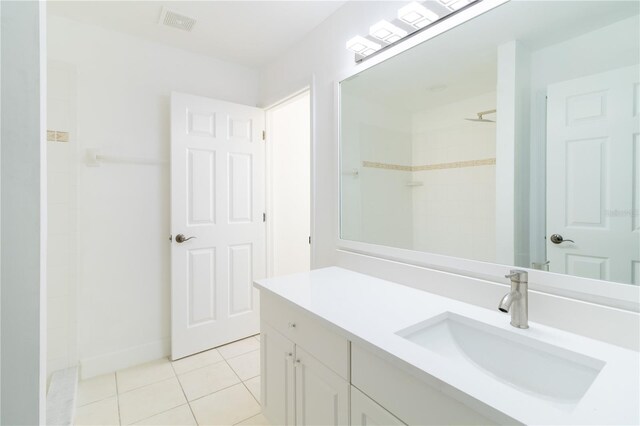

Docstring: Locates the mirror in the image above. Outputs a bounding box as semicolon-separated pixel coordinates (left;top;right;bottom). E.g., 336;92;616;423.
340;0;640;285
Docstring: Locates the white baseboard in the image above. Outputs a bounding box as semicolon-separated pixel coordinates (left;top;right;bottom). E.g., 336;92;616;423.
80;338;170;379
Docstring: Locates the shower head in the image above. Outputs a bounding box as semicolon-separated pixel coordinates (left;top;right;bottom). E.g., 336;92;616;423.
465;109;496;123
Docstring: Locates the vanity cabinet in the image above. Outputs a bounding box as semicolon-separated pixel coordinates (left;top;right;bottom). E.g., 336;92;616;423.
294;346;349;425
261;294;350;426
351;386;406;426
261;323;295;425
351;344;497;425
260;292;497;426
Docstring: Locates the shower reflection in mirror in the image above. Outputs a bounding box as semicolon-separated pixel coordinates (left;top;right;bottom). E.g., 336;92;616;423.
339;0;639;286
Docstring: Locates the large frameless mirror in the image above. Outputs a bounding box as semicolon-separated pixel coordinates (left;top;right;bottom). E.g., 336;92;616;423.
340;0;640;286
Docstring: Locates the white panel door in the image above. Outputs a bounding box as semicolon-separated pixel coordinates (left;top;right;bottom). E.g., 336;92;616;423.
547;65;639;284
295;346;349;426
171;92;265;360
261;323;296;426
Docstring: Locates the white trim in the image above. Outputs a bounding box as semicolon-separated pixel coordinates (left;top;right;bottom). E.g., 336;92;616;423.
333;0;639;312
79;338;170;380
39;2;48;422
335;240;639;312
265;86;314;276
309;75;319;269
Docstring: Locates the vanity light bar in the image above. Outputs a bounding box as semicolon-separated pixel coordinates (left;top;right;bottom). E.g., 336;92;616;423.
444;0;474;11
398;2;440;29
370;20;408;43
345;35;381;56
346;0;481;62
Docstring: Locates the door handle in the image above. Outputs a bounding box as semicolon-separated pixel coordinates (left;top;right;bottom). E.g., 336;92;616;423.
550;234;574;244
175;234;196;243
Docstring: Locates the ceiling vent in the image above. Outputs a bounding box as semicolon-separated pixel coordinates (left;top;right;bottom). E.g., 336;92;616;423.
159;7;196;32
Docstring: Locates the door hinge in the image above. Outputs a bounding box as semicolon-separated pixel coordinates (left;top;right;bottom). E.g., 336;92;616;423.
262;130;266;141
309;236;311;245
263;212;266;222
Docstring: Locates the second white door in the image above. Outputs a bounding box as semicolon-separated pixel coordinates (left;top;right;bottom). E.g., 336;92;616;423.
546;65;639;284
171;92;265;360
268;91;311;277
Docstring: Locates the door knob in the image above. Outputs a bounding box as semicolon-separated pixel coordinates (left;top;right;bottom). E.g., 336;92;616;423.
175;234;196;243
550;234;574;244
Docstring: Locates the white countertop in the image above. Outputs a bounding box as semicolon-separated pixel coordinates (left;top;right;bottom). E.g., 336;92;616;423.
254;267;640;425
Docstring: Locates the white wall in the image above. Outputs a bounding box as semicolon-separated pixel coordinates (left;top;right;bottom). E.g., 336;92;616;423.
47;15;261;378
269;92;311;277
46;61;78;379
411;92;497;262
261;1;407;267
495;40;530;267
1;1;47;423
260;3;640;349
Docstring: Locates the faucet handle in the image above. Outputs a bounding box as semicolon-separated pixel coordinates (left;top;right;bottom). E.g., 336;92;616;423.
505;270;528;281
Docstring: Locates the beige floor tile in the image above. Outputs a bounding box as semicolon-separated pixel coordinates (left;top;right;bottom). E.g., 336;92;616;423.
227;350;260;381
117;358;175;393
178;361;241;401
77;373;117;406
134;404;196;426
74;396;119;425
235;413;270;426
243;376;260;403
189;383;261;426
217;337;260;360
118;377;186;425
172;349;223;375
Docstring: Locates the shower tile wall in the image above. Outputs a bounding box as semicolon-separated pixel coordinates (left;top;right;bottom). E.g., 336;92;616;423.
47;62;79;379
411;92;497;262
341;92;413;249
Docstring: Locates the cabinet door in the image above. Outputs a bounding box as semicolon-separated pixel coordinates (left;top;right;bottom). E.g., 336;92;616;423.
351;386;406;426
295;346;349;426
262;323;296;425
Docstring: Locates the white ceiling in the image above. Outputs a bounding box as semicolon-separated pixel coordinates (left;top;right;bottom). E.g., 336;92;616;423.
48;1;346;68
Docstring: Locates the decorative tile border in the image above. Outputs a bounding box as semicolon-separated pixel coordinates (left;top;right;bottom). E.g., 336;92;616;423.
414;157;496;171
47;130;70;143
361;161;412;171
362;158;495;172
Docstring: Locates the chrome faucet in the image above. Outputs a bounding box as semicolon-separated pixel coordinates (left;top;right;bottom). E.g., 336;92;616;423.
498;270;529;329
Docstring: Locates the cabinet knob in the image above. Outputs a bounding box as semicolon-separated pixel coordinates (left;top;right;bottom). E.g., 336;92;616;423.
288;322;296;329
294;359;302;367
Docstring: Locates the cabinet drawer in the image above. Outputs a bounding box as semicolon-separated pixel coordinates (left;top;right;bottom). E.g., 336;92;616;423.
352;344;502;425
261;292;349;380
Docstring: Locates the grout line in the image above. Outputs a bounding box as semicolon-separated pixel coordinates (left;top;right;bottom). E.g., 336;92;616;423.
241;379;260;406
170;361;199;425
114;372;122;426
113;358;176;396
232;412;261;426
219;340;261;362
174;356;227;376
186;381;245;405
220;348;262;408
224;347;261;363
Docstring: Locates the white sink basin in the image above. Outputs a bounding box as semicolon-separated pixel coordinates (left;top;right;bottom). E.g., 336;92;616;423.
396;312;605;402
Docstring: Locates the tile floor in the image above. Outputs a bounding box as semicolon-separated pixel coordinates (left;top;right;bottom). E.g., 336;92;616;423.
75;335;268;426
